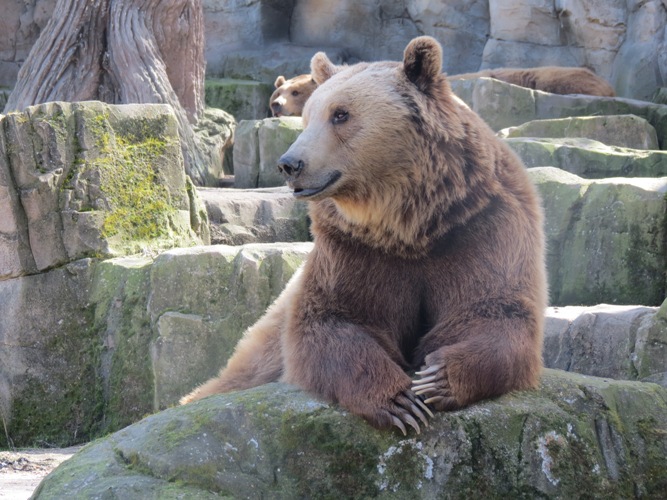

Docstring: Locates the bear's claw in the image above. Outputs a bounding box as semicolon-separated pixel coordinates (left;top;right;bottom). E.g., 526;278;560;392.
411;362;459;410
385;390;434;435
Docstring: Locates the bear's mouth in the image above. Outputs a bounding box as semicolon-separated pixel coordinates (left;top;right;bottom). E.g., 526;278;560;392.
292;171;342;199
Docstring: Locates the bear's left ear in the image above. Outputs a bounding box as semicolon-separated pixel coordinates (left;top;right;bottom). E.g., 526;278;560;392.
311;52;339;85
274;76;286;88
403;36;443;92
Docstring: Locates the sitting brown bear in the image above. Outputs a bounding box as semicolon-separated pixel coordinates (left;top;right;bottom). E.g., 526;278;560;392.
182;36;547;434
269;74;317;117
451;66;615;96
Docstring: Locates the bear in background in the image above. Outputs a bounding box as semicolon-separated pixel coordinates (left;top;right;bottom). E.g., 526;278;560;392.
182;36;547;434
269;74;318;117
450;66;615;97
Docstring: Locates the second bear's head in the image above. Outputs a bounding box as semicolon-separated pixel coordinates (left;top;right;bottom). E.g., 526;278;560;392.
277;36;465;209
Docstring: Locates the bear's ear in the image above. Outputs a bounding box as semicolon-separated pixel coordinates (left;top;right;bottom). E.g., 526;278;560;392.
403;36;443;92
311;52;338;85
274;76;286;88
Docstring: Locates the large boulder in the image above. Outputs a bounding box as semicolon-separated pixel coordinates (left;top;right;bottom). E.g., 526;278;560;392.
498;115;659;150
33;370;667;498
198;186;310;245
529;167;667;306
507;138;667;178
0;101;209;281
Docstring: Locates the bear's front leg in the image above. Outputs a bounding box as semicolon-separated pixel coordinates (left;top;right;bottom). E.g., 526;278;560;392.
412;314;543;411
282;321;432;434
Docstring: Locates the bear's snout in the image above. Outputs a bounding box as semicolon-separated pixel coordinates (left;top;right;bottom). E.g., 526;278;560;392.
277;156;305;178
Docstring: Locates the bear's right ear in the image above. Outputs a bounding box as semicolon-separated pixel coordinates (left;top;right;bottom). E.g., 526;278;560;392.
403;36;443;92
311;52;338;85
274;76;286;88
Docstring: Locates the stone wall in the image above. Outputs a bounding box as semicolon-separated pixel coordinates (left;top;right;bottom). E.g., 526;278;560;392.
2;0;666;100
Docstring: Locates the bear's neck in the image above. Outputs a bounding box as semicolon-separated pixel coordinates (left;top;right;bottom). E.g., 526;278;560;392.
310;180;496;259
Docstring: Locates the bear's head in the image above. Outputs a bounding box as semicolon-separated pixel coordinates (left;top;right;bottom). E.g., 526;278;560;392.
269;74;318;117
278;37;471;247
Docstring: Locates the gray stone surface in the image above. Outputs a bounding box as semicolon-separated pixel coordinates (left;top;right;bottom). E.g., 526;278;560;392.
204;78;273;121
147;243;311;409
507;137;667;178
498;115;659;150
4;1;666;99
0;101;209;281
198;186;310;245
33;371;667;499
233;117;304;188
544;304;665;384
194;106;236;178
529;167;667;306
450;77;667;148
0;242;312;447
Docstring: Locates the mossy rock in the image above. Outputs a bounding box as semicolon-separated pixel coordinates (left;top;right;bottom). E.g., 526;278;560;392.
529;167;667;306
33;370;667;498
205;78;273;121
506;137;667;178
0;101;208;279
498;114;659;150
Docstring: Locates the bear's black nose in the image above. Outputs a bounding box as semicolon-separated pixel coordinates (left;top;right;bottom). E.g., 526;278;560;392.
277;156;305;178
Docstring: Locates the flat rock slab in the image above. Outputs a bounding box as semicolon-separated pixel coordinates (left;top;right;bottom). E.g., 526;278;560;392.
508;137;667;178
450;77;667;148
498;114;659;150
33;370;667;499
197;186;310;245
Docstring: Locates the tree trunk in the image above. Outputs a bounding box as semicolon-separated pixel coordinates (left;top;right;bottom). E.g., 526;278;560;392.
4;0;209;185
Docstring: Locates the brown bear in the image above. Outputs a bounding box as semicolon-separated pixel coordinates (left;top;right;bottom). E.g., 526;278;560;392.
269;74;318;117
451;66;615;97
182;36;547;434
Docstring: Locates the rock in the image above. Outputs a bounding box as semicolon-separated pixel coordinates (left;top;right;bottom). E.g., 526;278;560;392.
233;117;304;188
0;259;100;448
204;78;273;121
529;167;667;306
4;1;667;100
406;0;490;74
506;138;667;178
0;243;311;447
193;106;236;179
0;87;9;110
215;44;351;84
198;186;310;245
544;304;667;384
498;115;659;150
0;101;209;281
147;242;311;409
32;370;667;498
450;77;667;148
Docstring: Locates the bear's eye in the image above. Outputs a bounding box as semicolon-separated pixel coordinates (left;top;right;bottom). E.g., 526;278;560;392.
332;109;349;124
291;90;300;96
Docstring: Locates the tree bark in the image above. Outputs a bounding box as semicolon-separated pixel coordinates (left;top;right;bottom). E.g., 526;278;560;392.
4;0;209;185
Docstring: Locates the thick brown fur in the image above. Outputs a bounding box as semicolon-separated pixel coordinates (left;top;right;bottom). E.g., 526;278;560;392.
183;37;547;433
269;74;318;117
451;66;615;97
